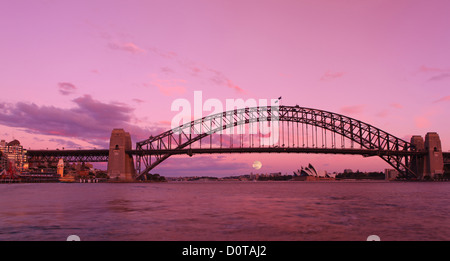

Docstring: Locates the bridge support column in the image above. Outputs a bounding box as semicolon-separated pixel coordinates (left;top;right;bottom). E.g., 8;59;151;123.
424;132;444;179
410;133;444;180
410;135;425;179
107;129;135;182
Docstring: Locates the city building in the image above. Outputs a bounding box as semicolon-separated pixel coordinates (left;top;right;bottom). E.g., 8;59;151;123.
57;158;64;177
0;151;6;170
0;139;28;172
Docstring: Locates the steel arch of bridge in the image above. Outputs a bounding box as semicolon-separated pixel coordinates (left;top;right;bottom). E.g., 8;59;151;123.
135;105;420;179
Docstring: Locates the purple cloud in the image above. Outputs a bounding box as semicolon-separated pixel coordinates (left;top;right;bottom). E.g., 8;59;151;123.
48;138;82;149
0;95;162;148
58;82;77;95
108;42;146;54
160;66;175;74
72;95;133;125
132;98;145;104
428;73;450;82
414;65;450;82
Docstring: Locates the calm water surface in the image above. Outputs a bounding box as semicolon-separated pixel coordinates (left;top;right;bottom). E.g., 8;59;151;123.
0;181;449;241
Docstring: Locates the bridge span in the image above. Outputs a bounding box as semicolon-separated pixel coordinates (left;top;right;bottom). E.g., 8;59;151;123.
26;148;449;163
26;105;447;181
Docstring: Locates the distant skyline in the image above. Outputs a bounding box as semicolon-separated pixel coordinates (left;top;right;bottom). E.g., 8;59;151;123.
1;0;449;176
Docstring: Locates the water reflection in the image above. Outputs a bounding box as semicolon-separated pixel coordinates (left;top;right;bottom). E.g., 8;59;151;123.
0;182;449;240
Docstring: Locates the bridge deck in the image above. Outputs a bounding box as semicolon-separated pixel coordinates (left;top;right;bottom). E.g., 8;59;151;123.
131;147;426;156
27;148;427;163
27;149;109;162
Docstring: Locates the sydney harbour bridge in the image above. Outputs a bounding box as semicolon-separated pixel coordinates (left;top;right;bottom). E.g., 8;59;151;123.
27;105;449;181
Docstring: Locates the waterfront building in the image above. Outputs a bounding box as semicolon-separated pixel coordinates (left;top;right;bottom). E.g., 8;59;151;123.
0;151;7;171
57;158;64;177
0;139;28;172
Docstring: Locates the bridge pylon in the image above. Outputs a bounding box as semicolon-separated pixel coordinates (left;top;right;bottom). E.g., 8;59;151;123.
107;129;135;182
409;132;444;180
410;135;425;179
425;132;444;179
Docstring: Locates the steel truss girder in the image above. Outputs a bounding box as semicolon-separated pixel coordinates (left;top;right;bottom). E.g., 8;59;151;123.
444;152;450;164
27;150;109;163
136;106;418;179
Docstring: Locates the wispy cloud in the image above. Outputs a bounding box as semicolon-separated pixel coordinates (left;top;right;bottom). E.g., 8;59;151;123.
90;23;146;55
417;65;448;73
320;71;345;81
149;74;187;96
413;108;439;129
147;45;246;94
132;98;145;104
428;73;450;82
209;69;246;94
226;80;245;94
48;138;82;149
58;82;77;95
415;65;450;82
189;66;202;76
433;95;450;103
414;116;431;129
390;103;403;109
158;120;172;127
108;42;146;54
160;66;175;74
340;105;365;115
148;47;177;59
375;110;389;118
376;103;403;117
105;30;246;94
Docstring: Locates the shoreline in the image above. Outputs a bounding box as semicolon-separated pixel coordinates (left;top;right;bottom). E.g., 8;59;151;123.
3;178;449;184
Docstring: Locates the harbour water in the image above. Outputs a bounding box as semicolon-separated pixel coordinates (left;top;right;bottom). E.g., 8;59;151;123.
0;181;449;241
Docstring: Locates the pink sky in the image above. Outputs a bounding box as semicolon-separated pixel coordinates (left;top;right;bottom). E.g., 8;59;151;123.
1;0;449;176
